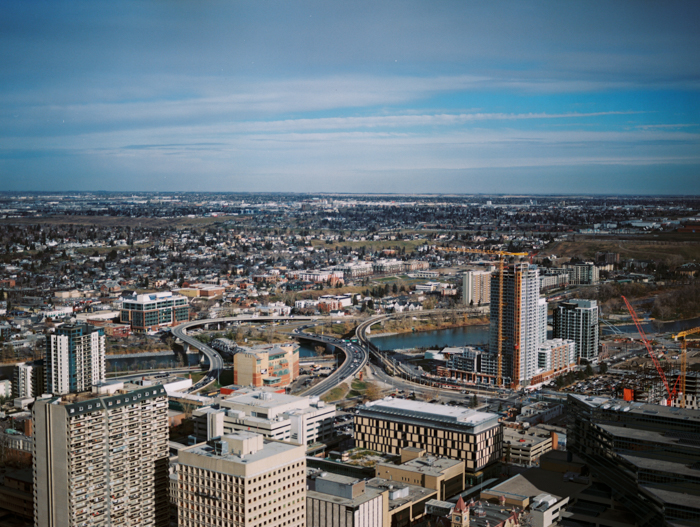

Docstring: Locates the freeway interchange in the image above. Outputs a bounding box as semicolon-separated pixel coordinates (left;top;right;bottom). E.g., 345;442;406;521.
172;308;483;399
171;315;369;394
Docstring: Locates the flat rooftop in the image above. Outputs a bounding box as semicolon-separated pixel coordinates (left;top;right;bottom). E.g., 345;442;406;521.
503;427;553;448
185;435;299;465
366;477;437;511
378;456;463;477
361;398;498;430
569;394;700;423
221;389;309;409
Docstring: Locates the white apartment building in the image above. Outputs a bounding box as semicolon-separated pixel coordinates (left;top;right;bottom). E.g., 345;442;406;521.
535;339;576;383
46;323;105;395
553;299;599;361
177;432;306;527
13;362;37;398
462;270;491;306
334;262;374;278
193;389;336;446
33;385;170;527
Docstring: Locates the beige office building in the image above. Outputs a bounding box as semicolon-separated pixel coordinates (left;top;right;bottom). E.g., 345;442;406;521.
32;385;170;527
177;432;306;527
375;448;464;501
355;399;501;477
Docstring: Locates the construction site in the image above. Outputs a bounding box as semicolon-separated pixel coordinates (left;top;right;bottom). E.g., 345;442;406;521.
578;299;700;409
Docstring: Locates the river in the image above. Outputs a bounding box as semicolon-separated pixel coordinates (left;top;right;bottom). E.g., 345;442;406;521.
370;325;490;351
601;316;700;336
368;314;700;352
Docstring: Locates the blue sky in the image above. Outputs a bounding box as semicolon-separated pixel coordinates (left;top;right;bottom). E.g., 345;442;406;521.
1;1;699;194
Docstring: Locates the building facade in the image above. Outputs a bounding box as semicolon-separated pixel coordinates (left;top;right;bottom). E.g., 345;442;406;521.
177;432;306;527
489;264;547;387
32;386;170;527
13;360;45;398
306;472;386;527
553;299;599;361
462;270;491;306
532;339;576;385
46;323;105;395
119;291;189;332
233;343;300;388
193;389;336;446
438;347;499;385
354;399;501;476
567;394;700;526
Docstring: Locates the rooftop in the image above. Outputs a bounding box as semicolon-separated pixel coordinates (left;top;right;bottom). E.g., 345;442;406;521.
184;433;300;465
569;394;700;423
361;398;498;429
378;456;463;477
366;477;437;511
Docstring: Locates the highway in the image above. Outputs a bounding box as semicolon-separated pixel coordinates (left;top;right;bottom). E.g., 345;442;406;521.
171;315;315;392
293;328;369;397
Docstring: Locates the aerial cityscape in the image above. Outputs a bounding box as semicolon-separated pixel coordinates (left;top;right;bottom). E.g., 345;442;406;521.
1;2;699;527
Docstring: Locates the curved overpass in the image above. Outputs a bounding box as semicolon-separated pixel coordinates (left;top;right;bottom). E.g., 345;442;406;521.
293;331;369;397
171;315;316;392
355;308;481;387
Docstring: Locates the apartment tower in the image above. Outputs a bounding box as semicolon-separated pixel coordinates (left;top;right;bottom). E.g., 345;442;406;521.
32;385;170;526
553;299;599;361
462;270;491;306
46;323;105;395
489;263;547;387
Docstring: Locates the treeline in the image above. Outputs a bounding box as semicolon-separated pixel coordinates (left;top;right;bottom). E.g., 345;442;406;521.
651;281;700;321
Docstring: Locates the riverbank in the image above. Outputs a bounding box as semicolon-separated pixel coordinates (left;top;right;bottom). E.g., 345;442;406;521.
368;315;489;338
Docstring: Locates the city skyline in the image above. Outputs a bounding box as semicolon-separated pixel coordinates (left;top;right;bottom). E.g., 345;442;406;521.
1;1;699;194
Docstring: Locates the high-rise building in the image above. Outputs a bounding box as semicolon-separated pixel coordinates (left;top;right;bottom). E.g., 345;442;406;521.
462;270;491;306
553;299;599;361
567;394;700;526
177;432;306;527
119;291;190;333
46;323;105;395
489;264;547;387
32;385;170;527
13;359;45;398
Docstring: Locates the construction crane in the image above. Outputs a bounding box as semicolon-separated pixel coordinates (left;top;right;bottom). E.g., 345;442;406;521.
437;247;529;387
622;296;681;406
671;327;699;409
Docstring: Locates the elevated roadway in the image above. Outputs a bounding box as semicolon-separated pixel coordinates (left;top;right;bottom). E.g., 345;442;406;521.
171;315;315;392
293;330;369;397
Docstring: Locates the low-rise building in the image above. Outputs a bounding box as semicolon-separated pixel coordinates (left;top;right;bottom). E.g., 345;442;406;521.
355;398;501;481
375;447;464;501
193;389;336;446
503;426;558;467
233;342;299;388
439;346;499;385
119;291;190;332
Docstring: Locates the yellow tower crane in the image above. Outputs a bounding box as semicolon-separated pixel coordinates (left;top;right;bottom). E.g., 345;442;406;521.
672;327;699;408
437;247;529;387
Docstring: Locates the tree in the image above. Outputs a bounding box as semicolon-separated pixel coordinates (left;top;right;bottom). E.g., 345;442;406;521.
471;394;478;407
364;383;382;401
599;362;608;374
